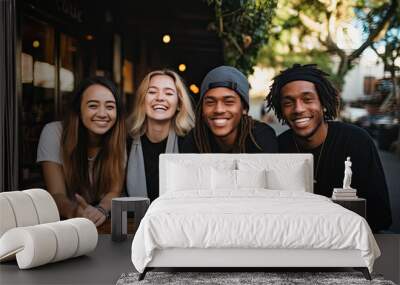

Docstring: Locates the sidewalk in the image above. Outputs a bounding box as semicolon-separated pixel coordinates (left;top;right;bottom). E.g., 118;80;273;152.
379;149;400;233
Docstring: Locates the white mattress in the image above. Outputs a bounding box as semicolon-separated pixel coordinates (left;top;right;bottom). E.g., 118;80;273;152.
131;190;380;273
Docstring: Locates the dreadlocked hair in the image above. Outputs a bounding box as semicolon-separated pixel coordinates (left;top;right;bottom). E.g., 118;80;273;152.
193;100;261;153
265;64;339;124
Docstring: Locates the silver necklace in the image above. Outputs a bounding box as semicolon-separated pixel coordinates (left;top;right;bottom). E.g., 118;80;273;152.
293;136;325;184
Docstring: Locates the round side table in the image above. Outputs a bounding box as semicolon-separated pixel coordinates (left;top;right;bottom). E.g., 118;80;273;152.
111;197;150;242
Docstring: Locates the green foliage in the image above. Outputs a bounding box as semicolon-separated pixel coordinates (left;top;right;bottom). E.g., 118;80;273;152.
255;0;336;85
205;0;397;91
358;0;400;74
256;0;398;89
205;0;277;76
259;46;334;75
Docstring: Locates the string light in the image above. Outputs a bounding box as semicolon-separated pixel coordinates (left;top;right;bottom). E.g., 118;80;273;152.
162;34;171;44
178;64;186;72
190;84;199;94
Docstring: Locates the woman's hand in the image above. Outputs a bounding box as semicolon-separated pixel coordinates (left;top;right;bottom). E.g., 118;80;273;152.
75;194;106;227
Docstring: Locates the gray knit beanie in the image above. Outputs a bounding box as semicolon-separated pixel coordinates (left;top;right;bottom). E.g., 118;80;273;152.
200;66;250;108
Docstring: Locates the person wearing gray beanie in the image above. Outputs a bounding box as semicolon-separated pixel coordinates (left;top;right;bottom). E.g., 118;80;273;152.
181;65;278;153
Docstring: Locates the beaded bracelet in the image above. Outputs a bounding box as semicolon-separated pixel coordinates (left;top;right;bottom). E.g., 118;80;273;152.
95;205;109;218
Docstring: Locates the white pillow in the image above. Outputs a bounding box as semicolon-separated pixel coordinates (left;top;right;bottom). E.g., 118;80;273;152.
236;169;267;189
238;159;309;192
167;162;211;191
266;167;307;191
211;168;267;190
212;168;236;190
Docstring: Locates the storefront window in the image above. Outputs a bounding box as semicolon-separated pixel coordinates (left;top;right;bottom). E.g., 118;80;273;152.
20;17;84;188
60;33;82;111
21;16;56;187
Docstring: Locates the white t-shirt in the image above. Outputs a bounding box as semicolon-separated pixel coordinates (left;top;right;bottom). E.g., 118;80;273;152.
37;121;96;185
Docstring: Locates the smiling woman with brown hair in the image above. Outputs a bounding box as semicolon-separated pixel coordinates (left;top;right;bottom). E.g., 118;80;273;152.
126;69;195;202
37;77;126;226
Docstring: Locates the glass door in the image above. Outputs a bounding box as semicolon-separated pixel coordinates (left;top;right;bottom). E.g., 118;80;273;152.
59;33;82;113
21;16;56;187
20;16;84;188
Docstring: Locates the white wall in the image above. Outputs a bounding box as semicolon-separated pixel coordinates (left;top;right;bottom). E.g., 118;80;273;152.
341;48;385;102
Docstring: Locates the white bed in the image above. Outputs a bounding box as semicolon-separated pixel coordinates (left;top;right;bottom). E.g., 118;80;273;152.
131;154;380;280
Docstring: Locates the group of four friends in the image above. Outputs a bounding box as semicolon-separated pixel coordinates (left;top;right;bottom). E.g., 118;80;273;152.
36;64;392;233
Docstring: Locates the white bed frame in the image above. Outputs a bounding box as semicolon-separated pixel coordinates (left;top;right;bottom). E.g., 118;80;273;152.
148;248;366;267
140;154;371;280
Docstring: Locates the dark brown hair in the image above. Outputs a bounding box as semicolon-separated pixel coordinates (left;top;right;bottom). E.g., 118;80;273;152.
61;77;126;204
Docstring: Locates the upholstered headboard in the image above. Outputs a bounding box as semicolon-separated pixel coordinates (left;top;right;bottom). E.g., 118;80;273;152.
159;154;314;195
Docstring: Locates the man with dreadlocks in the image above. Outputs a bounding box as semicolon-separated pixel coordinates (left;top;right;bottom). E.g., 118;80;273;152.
182;65;278;153
266;63;392;232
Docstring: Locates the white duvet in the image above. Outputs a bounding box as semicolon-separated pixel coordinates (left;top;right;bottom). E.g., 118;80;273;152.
131;190;380;273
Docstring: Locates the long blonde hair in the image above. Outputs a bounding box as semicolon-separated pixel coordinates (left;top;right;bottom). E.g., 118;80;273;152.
127;69;195;138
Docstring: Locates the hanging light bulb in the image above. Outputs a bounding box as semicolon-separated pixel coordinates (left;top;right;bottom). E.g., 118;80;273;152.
190;84;199;94
162;34;171;44
85;34;94;41
178;64;186;72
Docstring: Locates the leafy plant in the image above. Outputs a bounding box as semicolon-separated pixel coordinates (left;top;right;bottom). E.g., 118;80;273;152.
205;0;277;76
258;0;398;90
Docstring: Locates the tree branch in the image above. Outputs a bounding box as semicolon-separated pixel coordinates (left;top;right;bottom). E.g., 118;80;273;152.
322;7;347;59
349;0;398;62
370;44;385;63
314;6;348;62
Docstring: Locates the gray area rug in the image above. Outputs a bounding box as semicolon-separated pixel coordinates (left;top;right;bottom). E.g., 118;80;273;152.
117;272;396;285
